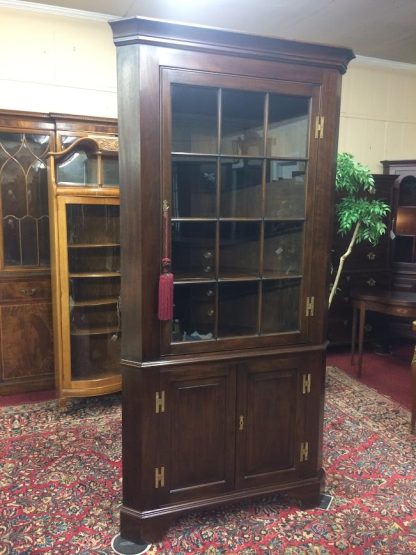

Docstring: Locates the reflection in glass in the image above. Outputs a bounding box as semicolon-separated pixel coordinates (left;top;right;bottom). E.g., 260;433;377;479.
219;222;260;277
261;279;300;333
263;222;303;277
395;207;416;235
398;176;416;206
57;150;97;185
27;161;49;218
218;281;258;337
0;133;22;156
220;158;262;217
3;216;20;265
168;83;312;343
70;276;120;303
267;94;309;158
1;159;27;217
172;156;217;217
102;157;119;186
394;237;413;263
66;200;121;382
66;204;120;245
222;90;265;156
173;283;216;341
172;84;218;154
265;160;306;218
172;221;216;279
68;245;120;273
70;334;121;380
21;216;38;266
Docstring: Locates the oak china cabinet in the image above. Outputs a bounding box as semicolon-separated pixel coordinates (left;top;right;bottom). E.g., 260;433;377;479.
48;136;121;403
110;16;354;544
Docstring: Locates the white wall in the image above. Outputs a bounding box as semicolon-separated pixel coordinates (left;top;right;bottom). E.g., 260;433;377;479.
339;57;416;172
1;3;416;173
0;5;117;117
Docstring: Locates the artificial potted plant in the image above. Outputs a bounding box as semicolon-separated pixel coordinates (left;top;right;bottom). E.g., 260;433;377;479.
328;152;390;308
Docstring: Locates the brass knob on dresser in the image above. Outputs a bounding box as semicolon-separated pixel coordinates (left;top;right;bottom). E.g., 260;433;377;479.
366;278;376;287
20;287;37;296
367;252;376;260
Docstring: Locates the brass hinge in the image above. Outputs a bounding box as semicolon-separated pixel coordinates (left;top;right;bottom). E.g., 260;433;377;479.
315;116;325;139
155;466;165;488
155;390;165;413
300;441;309;462
239;415;244;431
302;373;311;394
305;296;315;317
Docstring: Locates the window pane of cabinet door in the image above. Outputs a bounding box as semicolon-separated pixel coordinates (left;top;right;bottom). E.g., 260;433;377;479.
0;132;51;267
64;202;121;382
392;175;416;264
163;73;319;350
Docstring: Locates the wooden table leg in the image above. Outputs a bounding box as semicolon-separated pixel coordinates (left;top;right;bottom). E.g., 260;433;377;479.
357;302;366;379
411;321;416;434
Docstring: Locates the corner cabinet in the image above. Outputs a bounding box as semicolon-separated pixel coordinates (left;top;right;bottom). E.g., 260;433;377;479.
110;17;354;544
48;136;121;403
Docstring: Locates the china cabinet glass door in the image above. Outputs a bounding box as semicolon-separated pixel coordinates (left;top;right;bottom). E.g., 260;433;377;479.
162;71;320;352
392;175;416;265
0;131;51;268
59;197;121;383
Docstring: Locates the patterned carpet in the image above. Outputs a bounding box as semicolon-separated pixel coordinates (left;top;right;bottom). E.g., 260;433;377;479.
0;367;415;555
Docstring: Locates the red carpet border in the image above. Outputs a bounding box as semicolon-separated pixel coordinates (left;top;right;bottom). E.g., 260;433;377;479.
0;367;415;554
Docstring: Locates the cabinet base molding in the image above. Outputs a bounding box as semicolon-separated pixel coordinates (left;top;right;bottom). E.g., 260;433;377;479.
59;377;122;400
120;472;325;544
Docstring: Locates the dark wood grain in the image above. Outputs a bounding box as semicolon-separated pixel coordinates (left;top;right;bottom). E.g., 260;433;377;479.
111;16;352;543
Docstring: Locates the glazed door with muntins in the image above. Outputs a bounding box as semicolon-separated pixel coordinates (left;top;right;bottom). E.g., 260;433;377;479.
160;69;322;355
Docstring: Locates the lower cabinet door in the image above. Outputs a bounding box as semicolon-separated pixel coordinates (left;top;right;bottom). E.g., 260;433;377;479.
0;302;54;390
159;362;236;503
235;354;323;489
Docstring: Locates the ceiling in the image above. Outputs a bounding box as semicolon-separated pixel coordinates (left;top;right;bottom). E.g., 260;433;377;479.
21;0;416;64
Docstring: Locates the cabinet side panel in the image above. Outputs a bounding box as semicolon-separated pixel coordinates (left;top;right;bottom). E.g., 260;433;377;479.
310;70;344;344
116;45;161;363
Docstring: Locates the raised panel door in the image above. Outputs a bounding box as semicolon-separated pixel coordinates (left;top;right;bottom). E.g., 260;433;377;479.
1;302;53;380
159;363;236;503
235;354;323;489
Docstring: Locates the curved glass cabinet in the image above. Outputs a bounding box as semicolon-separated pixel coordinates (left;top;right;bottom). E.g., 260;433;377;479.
48;136;121;403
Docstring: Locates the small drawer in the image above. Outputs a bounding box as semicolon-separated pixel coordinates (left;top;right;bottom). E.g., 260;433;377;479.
0;279;51;302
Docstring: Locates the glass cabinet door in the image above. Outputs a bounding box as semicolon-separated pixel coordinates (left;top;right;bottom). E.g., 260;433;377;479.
392;175;416;264
163;72;319;349
60;199;121;382
0;132;51;268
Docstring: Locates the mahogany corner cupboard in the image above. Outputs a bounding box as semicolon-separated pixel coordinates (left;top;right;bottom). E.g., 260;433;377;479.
110;17;354;544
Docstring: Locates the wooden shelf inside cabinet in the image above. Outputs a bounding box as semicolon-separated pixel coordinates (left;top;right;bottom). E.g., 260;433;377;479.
71;326;120;336
48;135;121;402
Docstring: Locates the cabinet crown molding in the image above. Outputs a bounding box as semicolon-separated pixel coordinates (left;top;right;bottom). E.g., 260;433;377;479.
110;16;355;74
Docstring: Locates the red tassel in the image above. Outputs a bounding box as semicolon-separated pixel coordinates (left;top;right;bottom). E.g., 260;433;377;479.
158;258;174;321
158;202;174;321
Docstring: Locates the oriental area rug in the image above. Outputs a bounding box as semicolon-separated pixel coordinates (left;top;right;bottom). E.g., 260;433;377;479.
0;367;415;555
